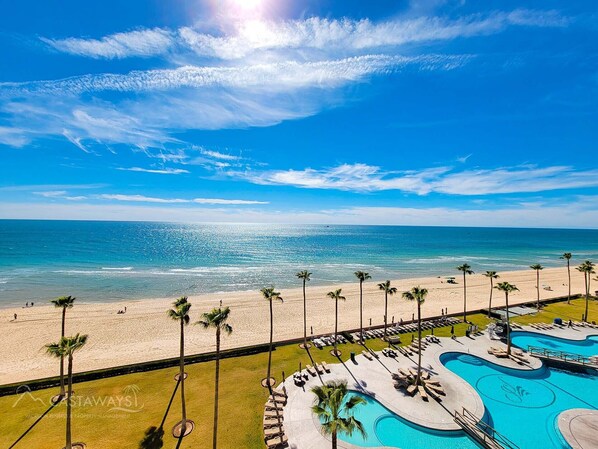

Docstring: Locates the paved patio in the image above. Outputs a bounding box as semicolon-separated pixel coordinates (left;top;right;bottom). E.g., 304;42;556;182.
279;324;597;449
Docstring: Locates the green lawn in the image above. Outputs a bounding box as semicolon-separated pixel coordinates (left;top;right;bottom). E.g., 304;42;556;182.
0;301;592;449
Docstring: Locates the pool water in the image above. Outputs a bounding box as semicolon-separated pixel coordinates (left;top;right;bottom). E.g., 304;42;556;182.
511;331;598;357
336;334;598;449
442;352;598;449
337;392;479;449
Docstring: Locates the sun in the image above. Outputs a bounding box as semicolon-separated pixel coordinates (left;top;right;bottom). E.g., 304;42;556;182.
232;0;263;11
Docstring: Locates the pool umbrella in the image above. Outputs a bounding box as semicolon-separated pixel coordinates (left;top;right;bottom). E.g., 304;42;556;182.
450;325;455;334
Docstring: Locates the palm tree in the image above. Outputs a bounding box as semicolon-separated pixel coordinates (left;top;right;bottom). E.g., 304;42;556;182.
354;271;371;343
377;280;397;339
560;253;573;304
167;296;193;437
296;270;312;349
327;289;346;356
456;264;474;322
402;286;428;385
49;295;76;400
494;282;518;355
483;271;499;317
530;264;544;310
196;307;232;449
577;261;596;322
261;287;283;388
46;333;88;449
311;380;366;449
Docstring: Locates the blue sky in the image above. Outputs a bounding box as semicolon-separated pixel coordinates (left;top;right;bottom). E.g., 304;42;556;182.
0;0;597;227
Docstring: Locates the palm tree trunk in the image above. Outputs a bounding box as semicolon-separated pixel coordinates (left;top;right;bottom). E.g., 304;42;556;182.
66;354;73;449
60;307;66;397
536;270;540;311
359;281;363;343
303;280;307;348
180;318;187;430
267;298;273;384
416;301;422;385
505;293;511;356
584;272;589;322
332;430;337;449
383;291;388;339
488;279;493;318
334;297;338;354
463;273;467;322
212;328;220;449
567;261;571;304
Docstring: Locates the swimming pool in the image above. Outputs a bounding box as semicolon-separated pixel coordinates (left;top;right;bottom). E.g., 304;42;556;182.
337;391;479;449
336;350;597;448
441;352;598;448
511;331;598;356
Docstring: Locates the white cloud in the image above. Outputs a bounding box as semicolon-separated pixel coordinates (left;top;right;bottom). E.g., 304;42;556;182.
117;167;190;175
41;28;173;59
33;190;67;198
240;163;598;195
40;11;567;61
199;149;240;161
96;194;268;205
0;199;595;228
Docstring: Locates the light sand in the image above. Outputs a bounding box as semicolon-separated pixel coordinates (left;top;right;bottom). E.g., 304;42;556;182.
0;266;588;385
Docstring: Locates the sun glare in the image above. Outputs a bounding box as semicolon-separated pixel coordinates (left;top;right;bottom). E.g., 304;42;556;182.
232;0;262;11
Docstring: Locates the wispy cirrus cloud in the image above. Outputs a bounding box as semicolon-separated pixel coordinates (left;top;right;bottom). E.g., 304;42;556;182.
116;167;190;175
238;163;598;195
40;11;567;61
97;194;268;205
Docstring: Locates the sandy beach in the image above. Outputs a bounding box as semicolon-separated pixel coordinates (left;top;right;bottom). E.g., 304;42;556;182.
0;266;589;385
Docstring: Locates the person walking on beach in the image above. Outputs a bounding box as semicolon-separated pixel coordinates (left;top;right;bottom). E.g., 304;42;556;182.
14;313;17;321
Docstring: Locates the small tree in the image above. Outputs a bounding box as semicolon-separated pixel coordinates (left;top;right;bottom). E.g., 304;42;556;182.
402;286;428;385
296;270;312;348
377;280;397;339
483;272;499;317
494;282;519;355
49;295;76;400
260;287;283;387
530;264;544;310
167;296;193;437
327;289;346;356
197;307;232;449
456;264;474;322
311;380;366;449
46;333;88;449
577;261;595;322
354;271;371;343
560;253;573;304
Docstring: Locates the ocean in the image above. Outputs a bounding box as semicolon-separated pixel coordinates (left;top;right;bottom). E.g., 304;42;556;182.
1;220;597;306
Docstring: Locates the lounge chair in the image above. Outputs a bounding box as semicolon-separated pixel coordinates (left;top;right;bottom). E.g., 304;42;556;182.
426;383;445;395
264;417;283;428
314;363;324;374
264;409;283;418
424;384;442;401
305;365;317;376
418;386;429;401
406;384;417;396
265;401;284;411
321;361;331;373
266;434;288;448
362;350;373;361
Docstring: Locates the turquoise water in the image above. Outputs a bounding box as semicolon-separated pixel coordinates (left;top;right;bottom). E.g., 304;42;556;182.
335;392;478;449
1;220;598;305
337;347;597;448
442;352;598;449
511;331;598;357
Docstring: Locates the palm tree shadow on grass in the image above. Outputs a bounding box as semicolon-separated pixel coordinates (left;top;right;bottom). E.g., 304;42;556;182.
9;401;58;449
138;380;180;449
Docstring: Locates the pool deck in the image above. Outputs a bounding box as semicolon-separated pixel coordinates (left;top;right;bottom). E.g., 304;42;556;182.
558;409;598;449
280;325;597;448
281;329;545;449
